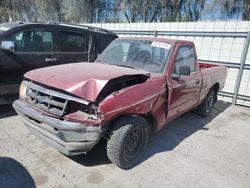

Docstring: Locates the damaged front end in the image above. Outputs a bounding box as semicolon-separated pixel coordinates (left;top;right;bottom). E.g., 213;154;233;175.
13;81;105;155
13;73;150;155
95;74;149;104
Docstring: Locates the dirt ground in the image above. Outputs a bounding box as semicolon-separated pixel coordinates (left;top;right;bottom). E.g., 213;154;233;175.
0;101;250;188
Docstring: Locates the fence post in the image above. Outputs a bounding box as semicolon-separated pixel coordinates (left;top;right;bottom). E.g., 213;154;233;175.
232;31;250;105
154;30;158;37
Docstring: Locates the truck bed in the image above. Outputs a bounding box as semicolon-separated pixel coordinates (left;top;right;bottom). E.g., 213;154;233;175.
198;61;227;103
198;62;219;70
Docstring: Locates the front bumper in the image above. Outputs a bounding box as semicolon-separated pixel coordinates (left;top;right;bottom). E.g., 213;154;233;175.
13;100;104;155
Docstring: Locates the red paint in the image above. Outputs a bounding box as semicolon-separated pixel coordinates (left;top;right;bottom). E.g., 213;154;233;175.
24;37;227;132
24;62;148;102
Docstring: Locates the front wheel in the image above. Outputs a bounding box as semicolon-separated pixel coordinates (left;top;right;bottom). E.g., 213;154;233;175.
196;90;215;117
107;116;149;169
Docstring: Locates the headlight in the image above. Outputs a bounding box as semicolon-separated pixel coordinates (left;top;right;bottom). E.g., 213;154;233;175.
19;82;27;98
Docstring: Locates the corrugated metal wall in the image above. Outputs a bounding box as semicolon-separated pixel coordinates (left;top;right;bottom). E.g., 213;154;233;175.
85;21;250;106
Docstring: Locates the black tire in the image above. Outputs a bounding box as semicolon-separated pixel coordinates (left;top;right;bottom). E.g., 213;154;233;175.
196;89;216;117
107;116;149;169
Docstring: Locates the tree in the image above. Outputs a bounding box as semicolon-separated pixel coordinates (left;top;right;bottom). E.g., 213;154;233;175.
119;0;141;23
0;1;8;22
182;0;206;21
35;0;64;22
158;0;186;22
64;0;91;23
243;0;250;20
119;0;158;22
0;0;248;23
212;0;242;20
0;0;20;22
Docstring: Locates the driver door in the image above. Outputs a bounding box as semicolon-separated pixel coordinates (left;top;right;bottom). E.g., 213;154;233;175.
167;45;201;119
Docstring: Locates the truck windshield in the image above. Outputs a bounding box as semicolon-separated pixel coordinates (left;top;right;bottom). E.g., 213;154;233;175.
96;39;171;74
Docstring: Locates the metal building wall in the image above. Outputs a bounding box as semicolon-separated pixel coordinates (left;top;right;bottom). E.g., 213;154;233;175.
85;21;250;106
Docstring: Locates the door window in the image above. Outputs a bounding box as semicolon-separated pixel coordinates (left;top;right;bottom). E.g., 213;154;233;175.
60;31;88;52
3;30;53;52
174;46;195;75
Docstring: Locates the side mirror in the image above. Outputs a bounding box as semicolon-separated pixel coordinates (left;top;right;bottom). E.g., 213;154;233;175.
172;74;180;80
172;65;191;79
179;66;191;76
0;41;16;52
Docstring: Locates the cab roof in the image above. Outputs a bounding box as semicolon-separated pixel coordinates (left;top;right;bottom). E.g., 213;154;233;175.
115;36;194;46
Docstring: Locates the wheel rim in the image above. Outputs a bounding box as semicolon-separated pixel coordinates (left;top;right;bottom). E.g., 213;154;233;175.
124;127;144;161
206;95;214;113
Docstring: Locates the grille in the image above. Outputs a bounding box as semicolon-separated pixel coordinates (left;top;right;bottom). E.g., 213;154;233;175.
25;87;68;116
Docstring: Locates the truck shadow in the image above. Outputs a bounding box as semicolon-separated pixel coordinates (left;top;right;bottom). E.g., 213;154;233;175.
0;104;16;119
69;139;111;166
137;101;231;167
0;157;35;187
70;101;231;168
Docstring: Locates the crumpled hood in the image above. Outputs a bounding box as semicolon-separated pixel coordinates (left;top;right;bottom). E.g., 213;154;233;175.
24;63;148;102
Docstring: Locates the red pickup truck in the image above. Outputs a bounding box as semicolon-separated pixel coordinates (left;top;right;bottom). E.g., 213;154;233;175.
13;37;227;169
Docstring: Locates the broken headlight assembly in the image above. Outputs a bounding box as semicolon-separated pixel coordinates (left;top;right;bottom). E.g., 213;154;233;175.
64;100;101;123
68;101;99;117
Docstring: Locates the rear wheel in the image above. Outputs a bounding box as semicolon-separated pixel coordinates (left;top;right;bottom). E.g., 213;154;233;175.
196;89;215;117
107;116;148;169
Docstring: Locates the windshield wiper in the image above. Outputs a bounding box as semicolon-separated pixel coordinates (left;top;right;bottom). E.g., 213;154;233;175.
95;59;108;64
116;64;137;69
116;64;151;75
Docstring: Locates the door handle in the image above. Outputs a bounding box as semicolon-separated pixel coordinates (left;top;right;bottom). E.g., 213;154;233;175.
195;79;200;85
45;58;57;62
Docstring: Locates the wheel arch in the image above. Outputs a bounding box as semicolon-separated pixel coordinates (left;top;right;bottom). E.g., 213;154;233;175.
105;112;157;138
210;83;220;103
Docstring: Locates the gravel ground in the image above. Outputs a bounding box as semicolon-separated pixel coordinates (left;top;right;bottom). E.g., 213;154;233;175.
0;101;250;188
